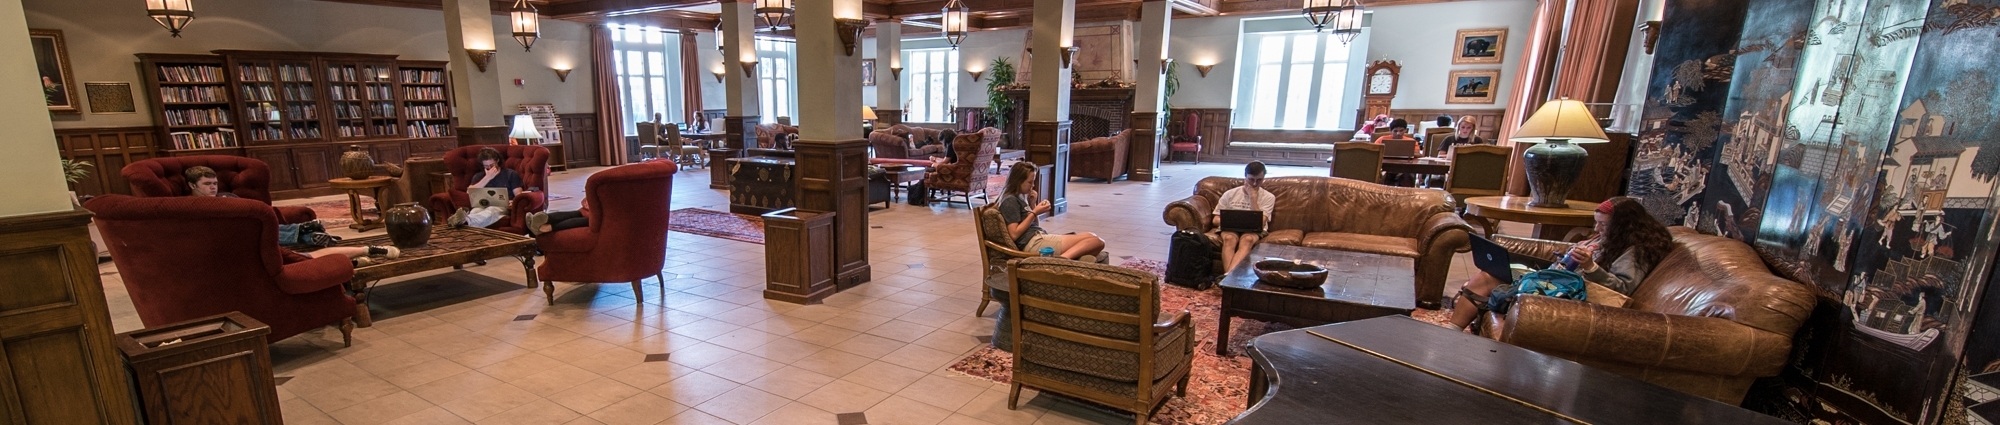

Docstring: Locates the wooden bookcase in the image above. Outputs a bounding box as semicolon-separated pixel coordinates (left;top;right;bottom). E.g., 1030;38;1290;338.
136;51;460;199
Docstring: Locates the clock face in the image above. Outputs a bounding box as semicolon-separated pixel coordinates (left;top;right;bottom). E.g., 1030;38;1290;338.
1369;72;1395;94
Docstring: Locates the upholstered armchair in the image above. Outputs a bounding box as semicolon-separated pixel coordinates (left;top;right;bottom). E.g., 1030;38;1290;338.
1168;111;1202;163
755;123;800;149
428;144;550;234
87;194;357;345
1071;129;1132;183
971;203;1038;351
1447;145;1512;230
1331;142;1384;183
1005;257;1193;425
1479;228;1817;404
122;156;317;224
869;129;915;159
924;127;1001;205
535;160;678;305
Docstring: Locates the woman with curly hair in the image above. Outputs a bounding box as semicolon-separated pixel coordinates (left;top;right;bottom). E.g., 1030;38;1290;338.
1449;196;1676;329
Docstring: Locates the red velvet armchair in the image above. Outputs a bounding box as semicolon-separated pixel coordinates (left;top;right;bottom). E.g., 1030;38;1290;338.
122;156;317;224
87;194;357;345
429;144;551;234
535;160;678;304
1168;111;1202;163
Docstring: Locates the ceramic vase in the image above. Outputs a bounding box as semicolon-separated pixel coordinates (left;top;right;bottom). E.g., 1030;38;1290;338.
339;145;376;180
384;202;431;247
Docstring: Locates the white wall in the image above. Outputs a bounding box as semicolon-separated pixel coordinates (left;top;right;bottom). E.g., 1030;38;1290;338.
23;0;594;130
1364;0;1536;110
861;27;1028;111
3;0;72;216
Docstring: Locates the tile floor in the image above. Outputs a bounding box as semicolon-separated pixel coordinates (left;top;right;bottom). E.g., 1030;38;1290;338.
96;160;1495;425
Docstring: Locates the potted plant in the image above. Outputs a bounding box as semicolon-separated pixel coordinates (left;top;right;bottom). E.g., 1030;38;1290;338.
60;158;91;205
983;56;1017;131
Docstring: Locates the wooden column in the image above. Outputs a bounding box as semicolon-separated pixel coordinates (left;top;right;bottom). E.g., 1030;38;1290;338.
790;0;871;290
1127;0;1170;182
441;0;505;146
713;0;761;188
0;208;141;425
1026;0;1076;215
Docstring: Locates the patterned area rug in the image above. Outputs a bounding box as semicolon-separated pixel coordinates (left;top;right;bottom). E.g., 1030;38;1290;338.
946;259;1459;425
294;193;574;229
668;208;766;244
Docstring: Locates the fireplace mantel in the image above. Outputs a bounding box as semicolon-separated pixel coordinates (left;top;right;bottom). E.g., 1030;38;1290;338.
1000;88;1136;149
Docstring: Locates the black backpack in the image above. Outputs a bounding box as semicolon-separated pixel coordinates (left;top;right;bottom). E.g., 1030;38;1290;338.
1165;230;1219;289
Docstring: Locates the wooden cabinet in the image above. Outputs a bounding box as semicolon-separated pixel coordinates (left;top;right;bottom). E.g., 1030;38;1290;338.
248;144;338;192
0;208;141;425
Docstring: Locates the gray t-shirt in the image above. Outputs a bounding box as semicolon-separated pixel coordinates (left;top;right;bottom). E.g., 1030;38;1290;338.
997;194;1044;250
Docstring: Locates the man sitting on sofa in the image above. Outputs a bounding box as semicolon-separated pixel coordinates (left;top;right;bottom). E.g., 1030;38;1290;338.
184;165;399;265
1212;161;1276;272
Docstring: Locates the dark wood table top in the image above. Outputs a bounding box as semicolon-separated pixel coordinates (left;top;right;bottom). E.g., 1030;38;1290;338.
1381;157;1452;175
1220;243;1416;311
883;166;927;183
310;225;535;283
1230;316;1792;425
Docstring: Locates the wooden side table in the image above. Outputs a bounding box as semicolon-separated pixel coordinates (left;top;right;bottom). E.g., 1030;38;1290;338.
1462;195;1597;240
330;176;395;231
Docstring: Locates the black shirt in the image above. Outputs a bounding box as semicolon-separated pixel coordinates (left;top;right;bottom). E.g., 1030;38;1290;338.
470;168;524;193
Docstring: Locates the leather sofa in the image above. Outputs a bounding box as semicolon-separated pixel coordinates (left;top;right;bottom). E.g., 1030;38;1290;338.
869;124;948;160
122;156;317;224
536;160;678;304
1481;228;1816;404
1162;176;1472;309
755;123;799;149
87;194;357;345
428;144;550;234
1071;129;1131;183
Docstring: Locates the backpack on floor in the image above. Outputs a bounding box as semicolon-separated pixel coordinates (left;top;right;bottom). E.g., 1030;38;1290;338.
1166;230;1219;290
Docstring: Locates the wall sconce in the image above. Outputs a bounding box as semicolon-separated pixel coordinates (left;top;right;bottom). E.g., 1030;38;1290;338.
1058;46;1079;69
1193;63;1216;78
835;18;869;56
889;67;902;80
968;69;984;81
739;61;759;75
466;48;496;72
553;67;571;82
712;70;725;83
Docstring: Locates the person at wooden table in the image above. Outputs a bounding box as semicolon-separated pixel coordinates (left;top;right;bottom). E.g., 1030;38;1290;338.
1211;161;1277;273
447;147;526;228
1450;197;1675;330
184;165;401;266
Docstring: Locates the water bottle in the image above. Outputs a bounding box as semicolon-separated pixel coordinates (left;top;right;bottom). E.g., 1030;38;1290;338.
1040;247;1056;257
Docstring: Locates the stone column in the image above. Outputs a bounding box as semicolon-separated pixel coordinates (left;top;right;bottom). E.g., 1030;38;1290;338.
443;0;508;146
1127;0;1170;182
789;0;872;295
1025;0;1075;215
712;0;762;189
0;0;71;216
874;19;904;126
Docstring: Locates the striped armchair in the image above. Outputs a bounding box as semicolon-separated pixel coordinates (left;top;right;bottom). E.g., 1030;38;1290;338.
1006;257;1193;425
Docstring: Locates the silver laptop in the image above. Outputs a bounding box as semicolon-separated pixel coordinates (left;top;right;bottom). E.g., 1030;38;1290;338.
469;187;511;209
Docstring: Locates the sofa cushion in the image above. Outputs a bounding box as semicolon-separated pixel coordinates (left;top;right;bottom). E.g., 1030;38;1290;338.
1298;232;1421;258
1260;229;1305;246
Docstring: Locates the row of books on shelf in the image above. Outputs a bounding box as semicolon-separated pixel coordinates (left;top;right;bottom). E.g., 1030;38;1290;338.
284;84;317;101
333;124;401;137
237;64;315;82
326;85;396;101
406;103;452;119
160;86;228;103
286;105;319;120
246;127;282;141
332;103;399;119
169;129;237;150
404;86;446;99
408;123;453;138
400;69;446;84
165;108;232;126
289;125;323;139
326;66;390;83
241;84;276;102
157;65;225;83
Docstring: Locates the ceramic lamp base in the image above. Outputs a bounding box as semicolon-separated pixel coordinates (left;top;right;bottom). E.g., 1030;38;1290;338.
1523;139;1588;208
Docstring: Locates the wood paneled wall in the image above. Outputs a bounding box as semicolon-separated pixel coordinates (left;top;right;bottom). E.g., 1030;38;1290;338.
55;127;158;197
1169;108;1233;157
1389;109;1506;141
557;113;600;168
0;208;141;425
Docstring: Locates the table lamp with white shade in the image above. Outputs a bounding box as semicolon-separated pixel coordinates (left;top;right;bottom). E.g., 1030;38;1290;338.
509;114;542;145
1510;98;1609;208
862;105;878;137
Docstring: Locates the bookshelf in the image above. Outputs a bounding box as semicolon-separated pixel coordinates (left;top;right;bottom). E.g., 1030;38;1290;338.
137;54;239;151
397;60;455;139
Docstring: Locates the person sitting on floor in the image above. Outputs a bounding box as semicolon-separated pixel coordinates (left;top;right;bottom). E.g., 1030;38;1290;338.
1212;161;1277;272
448;147;525;228
998;161;1108;262
1449;197;1675;330
183;165;398;265
927;129;961;168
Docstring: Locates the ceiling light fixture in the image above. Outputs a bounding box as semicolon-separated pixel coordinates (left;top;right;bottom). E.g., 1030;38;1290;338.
942;0;970;49
510;0;540;50
145;0;195;37
755;0;793;32
1330;0;1365;45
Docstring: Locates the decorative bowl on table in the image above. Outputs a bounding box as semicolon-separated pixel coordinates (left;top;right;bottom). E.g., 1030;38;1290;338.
1252;259;1328;290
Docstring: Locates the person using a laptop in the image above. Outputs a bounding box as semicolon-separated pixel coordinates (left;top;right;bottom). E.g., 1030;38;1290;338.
1212;161;1277;273
1448;197;1676;330
448;147;525;228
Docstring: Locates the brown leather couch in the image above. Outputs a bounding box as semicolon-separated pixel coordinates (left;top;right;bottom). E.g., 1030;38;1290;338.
1071;129;1131;183
1480;228;1816;405
1163;176;1471;309
868;124;948;160
755;123;799;149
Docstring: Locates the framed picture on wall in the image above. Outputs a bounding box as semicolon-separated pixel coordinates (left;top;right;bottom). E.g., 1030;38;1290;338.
30;29;79;114
1446;69;1501;104
861;59;876;86
84;82;136;114
1452;28;1508;65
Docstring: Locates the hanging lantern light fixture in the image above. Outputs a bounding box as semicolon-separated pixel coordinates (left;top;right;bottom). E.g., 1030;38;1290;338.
715;22;724;52
942;0;970;49
1330;0;1365;44
145;0;195;38
755;0;793;32
1301;0;1338;32
511;0;541;51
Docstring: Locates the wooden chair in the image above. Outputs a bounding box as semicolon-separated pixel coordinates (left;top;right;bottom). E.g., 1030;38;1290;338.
1423;128;1455;157
665;124;705;169
1168;111;1202;163
636;120;662;161
973;203;1038;351
1330;142;1383;183
1006;257;1194;425
1447;144;1513;234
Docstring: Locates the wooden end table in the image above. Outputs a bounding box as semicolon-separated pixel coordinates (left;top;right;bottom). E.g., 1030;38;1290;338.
1217;243;1415;356
883;166;927;204
1462;195;1597;240
329;176;395;231
307;225;537;327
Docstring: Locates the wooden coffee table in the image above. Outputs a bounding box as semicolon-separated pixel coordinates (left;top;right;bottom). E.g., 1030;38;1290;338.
1216;243;1415;355
308;225;537;327
883;166;927;203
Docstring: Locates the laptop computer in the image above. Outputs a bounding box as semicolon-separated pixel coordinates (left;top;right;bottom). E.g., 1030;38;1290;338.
1218;209;1266;234
1382;139;1420;159
469;187;511;209
1468;234;1554;282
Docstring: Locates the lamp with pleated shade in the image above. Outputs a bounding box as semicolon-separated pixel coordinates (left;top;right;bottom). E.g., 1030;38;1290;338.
509;114;542;145
1510;98;1608;208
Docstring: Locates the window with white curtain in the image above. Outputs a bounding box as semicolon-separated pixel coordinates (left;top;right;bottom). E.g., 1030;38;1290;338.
1232;30;1355;130
903;48;958;123
756;38;797;123
609;25;684;136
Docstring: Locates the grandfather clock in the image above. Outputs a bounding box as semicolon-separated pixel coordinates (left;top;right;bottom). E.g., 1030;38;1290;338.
1362;60;1401;121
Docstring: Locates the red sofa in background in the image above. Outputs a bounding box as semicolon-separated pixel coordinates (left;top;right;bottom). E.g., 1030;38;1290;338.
535;160;678;304
429;144;551;234
87;194;357;345
122;155;318;224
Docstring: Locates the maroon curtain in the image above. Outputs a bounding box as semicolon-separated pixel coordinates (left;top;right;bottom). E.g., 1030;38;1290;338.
592;25;628;166
679;32;705;130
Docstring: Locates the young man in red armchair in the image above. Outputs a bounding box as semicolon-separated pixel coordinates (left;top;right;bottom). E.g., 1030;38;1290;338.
185;165;400;265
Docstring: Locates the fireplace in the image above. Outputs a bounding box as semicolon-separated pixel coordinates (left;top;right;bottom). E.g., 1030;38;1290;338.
1000;88;1136;149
